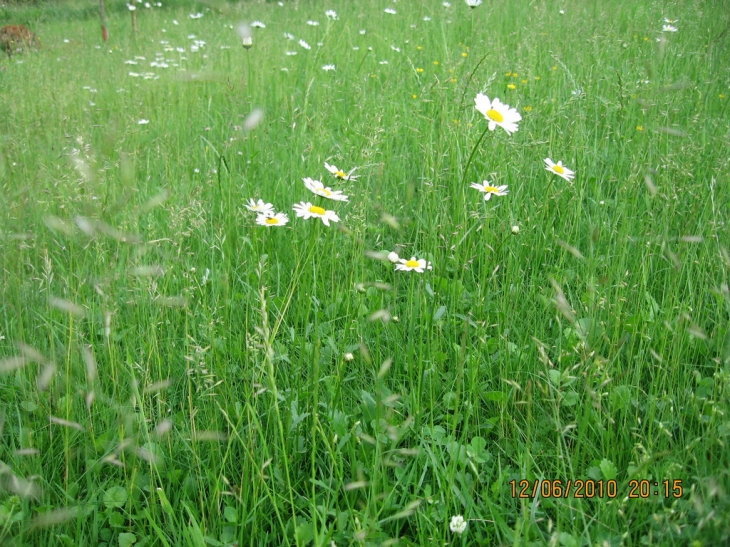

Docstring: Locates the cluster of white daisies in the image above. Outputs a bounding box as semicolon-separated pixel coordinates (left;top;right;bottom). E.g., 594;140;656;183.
469;93;576;204
244;163;434;273
244;161;356;229
244;93;576;274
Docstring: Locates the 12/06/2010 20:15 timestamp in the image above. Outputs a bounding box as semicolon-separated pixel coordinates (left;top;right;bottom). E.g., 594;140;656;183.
509;479;684;499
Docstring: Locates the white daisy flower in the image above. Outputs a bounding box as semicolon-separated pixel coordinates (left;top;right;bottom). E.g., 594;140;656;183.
465;0;483;7
544;158;575;181
470;181;508;200
395;256;432;273
250;21;266;28
292;202;340;226
137;119;150;125
299;39;311;50
384;8;396;14
449;515;467;534
443;1;451;7
303;178;349;201
474;94;522;134
423;16;432;21
662;24;678;32
285;51;298;56
244;199;275;214
325;10;337;19
284;32;295;40
306;20;320;26
664;18;678;23
324;162;359;181
189;12;203;19
256;212;289;227
322;64;336;71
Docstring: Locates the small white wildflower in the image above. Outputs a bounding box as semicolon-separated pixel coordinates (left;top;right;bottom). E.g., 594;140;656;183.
137;119;150;125
299;39;311;50
662;24;678;32
395;257;432;273
322;64;336;71
250;21;266;28
384;7;396;14
256;212;289;227
189;12;204;19
449;515;467;534
306;20;320;26
325;10;337;19
245;199;274;214
284;32;295;40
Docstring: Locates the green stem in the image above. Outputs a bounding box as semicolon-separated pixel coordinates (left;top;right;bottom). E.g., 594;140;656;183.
461;123;491;188
459;51;489;108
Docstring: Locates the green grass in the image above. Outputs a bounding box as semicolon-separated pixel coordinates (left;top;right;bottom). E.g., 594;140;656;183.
1;0;729;545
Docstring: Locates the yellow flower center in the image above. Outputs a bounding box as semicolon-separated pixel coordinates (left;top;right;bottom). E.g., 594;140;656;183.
405;259;420;268
309;205;326;215
320;188;332;196
553;165;565;174
265;217;279;225
335;171;346;178
486;109;504;123
485;185;499;193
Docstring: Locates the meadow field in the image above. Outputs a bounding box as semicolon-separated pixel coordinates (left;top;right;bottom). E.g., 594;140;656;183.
1;0;729;545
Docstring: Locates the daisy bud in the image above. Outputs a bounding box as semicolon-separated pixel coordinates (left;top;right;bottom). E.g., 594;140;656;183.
237;23;253;49
344;353;355;362
387;251;400;263
511;225;520;234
